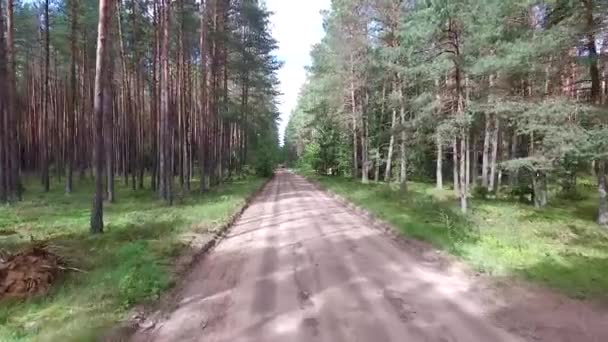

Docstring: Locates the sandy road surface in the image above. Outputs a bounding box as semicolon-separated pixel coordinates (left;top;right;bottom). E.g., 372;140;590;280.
133;170;608;342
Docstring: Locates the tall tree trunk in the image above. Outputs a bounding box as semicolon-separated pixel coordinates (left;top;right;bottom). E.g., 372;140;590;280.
0;0;6;202
460;135;468;213
159;0;172;204
436;136;443;189
399;86;407;192
597;160;608;225
91;0;113;234
465;134;470;187
103;56;114;203
489;116;499;191
384;108;396;182
452;139;459;196
42;0;51;192
362;94;369;184
65;0;78;194
6;0;20;199
350;58;358;179
471;137;478;186
199;0;209;192
481;113;491;188
584;0;599;104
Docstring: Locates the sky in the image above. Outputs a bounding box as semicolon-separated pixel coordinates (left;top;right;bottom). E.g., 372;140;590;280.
265;0;331;143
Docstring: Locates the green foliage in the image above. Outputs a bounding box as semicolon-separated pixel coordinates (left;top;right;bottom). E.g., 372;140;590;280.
0;176;266;341
254;145;276;177
113;241;170;307
298;142;321;173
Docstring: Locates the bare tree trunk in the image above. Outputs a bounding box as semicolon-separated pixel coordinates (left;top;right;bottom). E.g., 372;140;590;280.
436;136;443;189
350;58;358;179
459;135;467;213
374;149;380;182
5;0;20;199
159;0;172;204
0;1;6;202
362;95;369;184
103;57;114;203
533;171;548;208
452;139;459;196
510;130;518;186
384;108;396;182
465;134;470;188
399;100;407;192
489;116;499;191
597;160;608;225
199;0;209;192
65;0;78;194
91;0;113;234
481;113;491;188
471;137;478;186
42;0;51;192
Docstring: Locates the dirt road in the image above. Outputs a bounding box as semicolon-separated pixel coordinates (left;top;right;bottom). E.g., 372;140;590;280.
133;171;608;342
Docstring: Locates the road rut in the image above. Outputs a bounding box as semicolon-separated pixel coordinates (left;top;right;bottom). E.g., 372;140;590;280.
133;170;608;342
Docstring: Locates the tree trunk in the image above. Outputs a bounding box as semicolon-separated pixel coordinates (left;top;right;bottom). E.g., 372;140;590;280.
489;115;499;191
0;1;6;202
91;0;113;234
103;60;114;203
42;0;51;192
597;160;608;225
533;171;547;208
362;97;369;184
436;136;443;189
481;113;491;188
5;0;20;199
399;100;407;192
374;149;380;182
65;0;78;194
159;0;172;204
465;134;471;187
459;135;467;213
452;139;459;196
199;0;209;192
350;58;358;179
384;108;396;182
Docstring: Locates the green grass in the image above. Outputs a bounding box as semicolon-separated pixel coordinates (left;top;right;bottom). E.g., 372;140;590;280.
0;175;266;342
305;173;608;300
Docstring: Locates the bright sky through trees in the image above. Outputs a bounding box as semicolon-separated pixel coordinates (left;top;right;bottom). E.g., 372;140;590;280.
266;0;330;143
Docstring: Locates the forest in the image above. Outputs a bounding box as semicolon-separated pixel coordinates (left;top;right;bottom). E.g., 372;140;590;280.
0;0;280;228
0;0;279;339
286;0;608;219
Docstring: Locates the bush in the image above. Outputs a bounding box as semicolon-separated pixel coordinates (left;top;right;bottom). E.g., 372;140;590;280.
472;186;490;199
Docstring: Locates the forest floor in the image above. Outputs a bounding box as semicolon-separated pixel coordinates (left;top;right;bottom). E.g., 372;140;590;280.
305;172;608;300
0;175;266;341
133;170;608;342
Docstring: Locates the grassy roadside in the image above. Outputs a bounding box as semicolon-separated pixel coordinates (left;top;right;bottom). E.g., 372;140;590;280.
0;176;266;341
303;172;608;299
